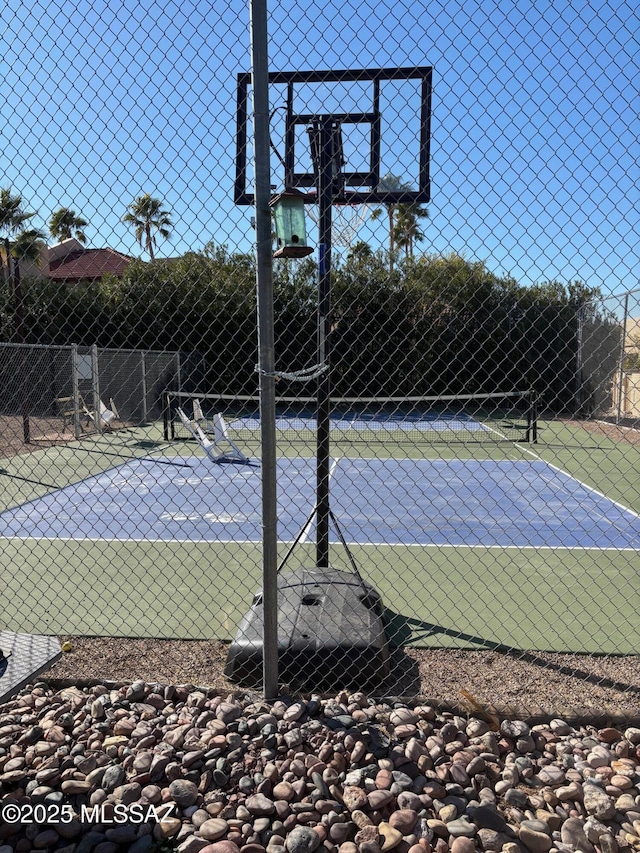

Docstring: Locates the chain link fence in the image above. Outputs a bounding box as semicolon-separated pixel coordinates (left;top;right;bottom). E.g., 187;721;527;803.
0;0;637;720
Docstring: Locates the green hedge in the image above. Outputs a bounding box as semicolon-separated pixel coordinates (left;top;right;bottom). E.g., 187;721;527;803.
7;245;618;413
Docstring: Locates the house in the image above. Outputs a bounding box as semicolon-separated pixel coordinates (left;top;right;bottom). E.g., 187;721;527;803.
6;238;133;287
45;238;133;287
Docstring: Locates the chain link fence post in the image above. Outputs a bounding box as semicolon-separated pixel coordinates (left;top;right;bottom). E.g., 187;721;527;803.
249;0;279;698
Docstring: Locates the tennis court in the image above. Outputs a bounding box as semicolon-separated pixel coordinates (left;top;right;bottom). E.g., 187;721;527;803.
1;455;639;550
0;397;639;654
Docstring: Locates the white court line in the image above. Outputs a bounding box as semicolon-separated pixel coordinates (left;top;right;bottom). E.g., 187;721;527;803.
595;419;640;433
516;440;640;521
340;541;640;552
298;456;341;544
1;534;637;552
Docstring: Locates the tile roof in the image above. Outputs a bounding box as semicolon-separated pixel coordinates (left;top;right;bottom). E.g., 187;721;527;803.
48;248;133;281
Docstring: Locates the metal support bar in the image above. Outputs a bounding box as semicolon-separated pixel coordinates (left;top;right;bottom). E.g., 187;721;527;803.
71;345;81;440
616;291;629;424
249;0;279;700
141;351;148;424
575;301;585;417
163;392;171;441
91;344;101;434
22;402;30;444
316;118;334;570
525;389;538;444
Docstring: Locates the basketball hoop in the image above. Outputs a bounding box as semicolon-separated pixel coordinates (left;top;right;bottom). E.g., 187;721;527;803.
305;191;369;248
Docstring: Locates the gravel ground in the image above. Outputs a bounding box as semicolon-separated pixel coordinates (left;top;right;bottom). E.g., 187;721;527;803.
0;414;71;457
1;681;640;853
562;418;640;447
0;414;131;457
45;639;640;725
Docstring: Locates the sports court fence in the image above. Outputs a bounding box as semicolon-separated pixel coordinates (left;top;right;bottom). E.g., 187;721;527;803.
0;0;637;720
0;343;180;433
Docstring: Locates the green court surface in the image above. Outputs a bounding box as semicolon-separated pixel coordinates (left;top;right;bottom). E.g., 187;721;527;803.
0;419;638;655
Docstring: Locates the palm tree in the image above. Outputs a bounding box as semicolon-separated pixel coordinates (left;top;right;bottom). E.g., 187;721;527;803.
49;207;89;244
0;188;36;287
12;228;45;264
123;194;172;260
394;202;429;258
346;240;374;262
370;174;414;272
10;228;45;342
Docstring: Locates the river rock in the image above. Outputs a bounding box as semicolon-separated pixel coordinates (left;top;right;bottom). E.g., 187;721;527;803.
583;784;615;820
446;818;476;838
285;826;321;853
0;684;635;853
200;819;229;841
518;821;552;853
170;779;200;808
389;809;418;834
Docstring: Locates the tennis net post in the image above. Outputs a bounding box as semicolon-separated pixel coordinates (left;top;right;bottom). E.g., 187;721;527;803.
526;390;539;444
163;391;173;441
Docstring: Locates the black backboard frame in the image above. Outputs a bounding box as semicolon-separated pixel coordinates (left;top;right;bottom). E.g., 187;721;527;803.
235;67;432;205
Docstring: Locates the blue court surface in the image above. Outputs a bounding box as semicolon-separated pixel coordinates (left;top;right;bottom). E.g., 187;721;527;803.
1;456;639;549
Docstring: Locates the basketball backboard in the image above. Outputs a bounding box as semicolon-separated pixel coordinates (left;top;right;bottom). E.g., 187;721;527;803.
235;67;432;206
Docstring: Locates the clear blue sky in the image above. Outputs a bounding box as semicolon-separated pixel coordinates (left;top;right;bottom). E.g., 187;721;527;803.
0;0;637;294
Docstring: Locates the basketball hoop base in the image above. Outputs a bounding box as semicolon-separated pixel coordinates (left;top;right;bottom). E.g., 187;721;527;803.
224;567;390;689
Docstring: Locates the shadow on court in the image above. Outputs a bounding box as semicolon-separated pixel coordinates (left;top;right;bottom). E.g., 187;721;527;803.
382;608;640;696
130;439;164;449
0;468;60;489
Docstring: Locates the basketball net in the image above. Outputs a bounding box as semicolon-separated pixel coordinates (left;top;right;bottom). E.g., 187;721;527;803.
304;194;369;249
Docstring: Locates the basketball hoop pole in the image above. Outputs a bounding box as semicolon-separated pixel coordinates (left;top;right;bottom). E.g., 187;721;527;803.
316;117;334;569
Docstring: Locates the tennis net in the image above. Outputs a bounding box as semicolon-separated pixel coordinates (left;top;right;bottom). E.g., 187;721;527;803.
164;389;537;447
